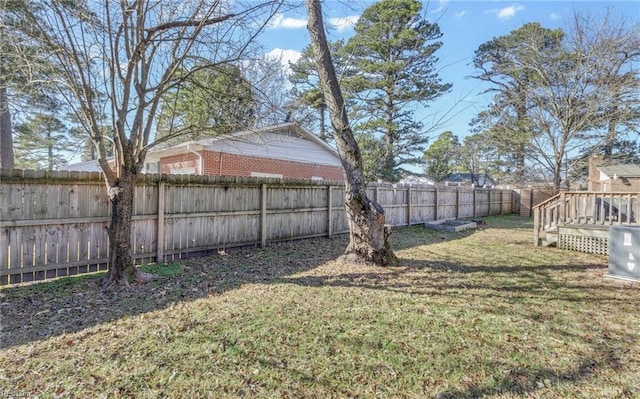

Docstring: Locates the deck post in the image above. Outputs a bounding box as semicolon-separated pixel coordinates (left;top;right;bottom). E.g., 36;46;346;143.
558;190;566;227
533;206;540;246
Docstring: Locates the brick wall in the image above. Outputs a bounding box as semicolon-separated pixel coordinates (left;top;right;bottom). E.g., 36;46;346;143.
587;155;640;192
161;150;344;181
608;177;640;192
159;153;201;175
587;156;603;191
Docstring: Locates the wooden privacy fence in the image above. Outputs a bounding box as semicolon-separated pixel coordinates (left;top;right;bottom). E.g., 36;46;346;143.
0;169;514;284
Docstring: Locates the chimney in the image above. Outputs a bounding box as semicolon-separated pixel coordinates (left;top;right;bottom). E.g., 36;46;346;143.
588;155;604;191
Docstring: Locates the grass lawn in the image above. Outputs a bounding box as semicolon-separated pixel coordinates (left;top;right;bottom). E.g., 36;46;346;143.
1;214;638;398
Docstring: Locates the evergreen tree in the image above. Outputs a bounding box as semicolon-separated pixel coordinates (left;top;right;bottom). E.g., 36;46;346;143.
344;0;451;182
288;40;348;141
1;1;63;168
156;64;255;144
14;113;72;170
423;131;460;182
458;132;504;185
305;0;397;266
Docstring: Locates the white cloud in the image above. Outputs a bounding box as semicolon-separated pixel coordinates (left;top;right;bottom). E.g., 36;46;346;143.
430;0;450;14
268;13;307;29
454;10;468;18
549;12;560;21
265;48;302;72
328;15;359;32
495;4;525;20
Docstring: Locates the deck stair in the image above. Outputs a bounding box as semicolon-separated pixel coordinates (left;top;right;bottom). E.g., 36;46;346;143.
542;227;558;247
533;191;639;254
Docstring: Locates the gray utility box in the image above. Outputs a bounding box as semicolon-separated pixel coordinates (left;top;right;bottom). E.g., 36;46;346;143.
608;225;640;282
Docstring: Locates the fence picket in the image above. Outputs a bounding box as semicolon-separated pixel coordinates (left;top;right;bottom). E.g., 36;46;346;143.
0;171;514;284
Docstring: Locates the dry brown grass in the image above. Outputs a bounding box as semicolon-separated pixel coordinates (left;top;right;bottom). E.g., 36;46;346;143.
1;215;639;398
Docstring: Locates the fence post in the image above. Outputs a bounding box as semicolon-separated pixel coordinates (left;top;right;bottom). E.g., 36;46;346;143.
156;181;165;263
407;185;412;226
261;183;268;248
434;187;439;221
487;189;493;216
473;189;477;218
456;189;460;219
327;185;333;238
558;190;566;226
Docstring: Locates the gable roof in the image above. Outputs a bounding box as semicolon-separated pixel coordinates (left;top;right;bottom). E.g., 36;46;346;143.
598;164;640;178
446;172;496;186
61;123;342;172
146;122;342;166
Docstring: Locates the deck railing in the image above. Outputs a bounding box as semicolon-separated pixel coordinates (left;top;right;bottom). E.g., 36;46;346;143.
533;191;640;246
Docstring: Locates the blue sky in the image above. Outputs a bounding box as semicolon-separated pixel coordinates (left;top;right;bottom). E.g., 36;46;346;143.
259;0;640;141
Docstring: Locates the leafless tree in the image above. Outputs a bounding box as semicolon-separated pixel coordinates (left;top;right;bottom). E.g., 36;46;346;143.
570;10;640;156
14;0;282;286
305;0;396;266
528;10;640;191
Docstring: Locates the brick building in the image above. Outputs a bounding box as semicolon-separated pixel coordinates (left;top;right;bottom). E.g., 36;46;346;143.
62;123;345;181
144;123;344;180
588;156;640;192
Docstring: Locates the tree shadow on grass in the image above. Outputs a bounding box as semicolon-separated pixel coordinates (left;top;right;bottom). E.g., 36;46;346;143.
274;258;637;398
436;352;634;399
390;223;480;251
275;260;623;305
0;221;486;349
0;236;349;349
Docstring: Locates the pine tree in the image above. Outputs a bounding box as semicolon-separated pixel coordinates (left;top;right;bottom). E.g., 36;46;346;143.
344;0;451;182
14;113;72;170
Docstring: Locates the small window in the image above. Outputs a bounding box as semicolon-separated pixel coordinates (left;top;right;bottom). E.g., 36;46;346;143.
144;162;159;173
170;167;196;175
251;172;283;178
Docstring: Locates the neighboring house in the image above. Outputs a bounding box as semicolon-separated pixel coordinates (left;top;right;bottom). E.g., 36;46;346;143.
59;159;102;172
445;172;496;188
61;123;345;181
588;156;640;192
397;172;435;185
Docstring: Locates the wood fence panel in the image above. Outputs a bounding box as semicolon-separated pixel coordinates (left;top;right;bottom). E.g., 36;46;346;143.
409;188;436;222
0;225;8;284
377;187;408;226
0;181;10;222
489;191;502;215
9;183;23;220
437;189;458;220
474;190;490;216
0;170;514;284
502;191;513;214
267;185;327;240
330;187;349;234
21;183;34;220
457;190;474;218
52;184;68;219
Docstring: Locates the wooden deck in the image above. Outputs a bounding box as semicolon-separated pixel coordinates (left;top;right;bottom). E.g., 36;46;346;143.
533;191;639;255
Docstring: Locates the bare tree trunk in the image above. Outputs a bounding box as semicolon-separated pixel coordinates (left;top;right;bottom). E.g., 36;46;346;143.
515;145;525;184
0;85;14;169
305;0;396;266
103;166;142;287
604;105;619;157
318;103;326;141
